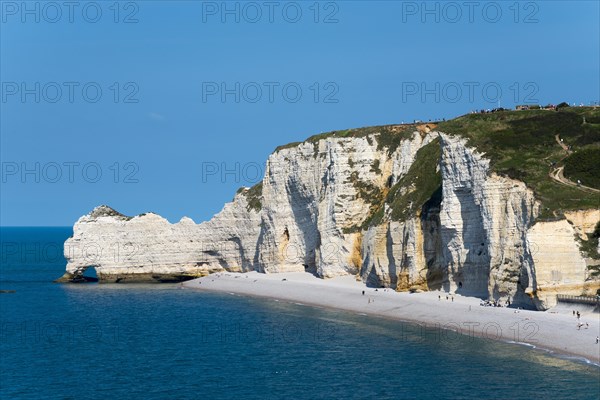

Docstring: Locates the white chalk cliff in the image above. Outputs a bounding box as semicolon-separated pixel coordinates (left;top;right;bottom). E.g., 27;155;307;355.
60;125;600;310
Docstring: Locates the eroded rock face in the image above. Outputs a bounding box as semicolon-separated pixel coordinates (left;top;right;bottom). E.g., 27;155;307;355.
256;132;435;277
437;134;542;307
61;129;599;309
60;194;261;283
526;219;591;309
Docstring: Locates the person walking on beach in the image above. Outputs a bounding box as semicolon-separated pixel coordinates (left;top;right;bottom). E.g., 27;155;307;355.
362;290;365;296
576;311;580;319
596;336;599;344
438;295;441;301
451;296;454;302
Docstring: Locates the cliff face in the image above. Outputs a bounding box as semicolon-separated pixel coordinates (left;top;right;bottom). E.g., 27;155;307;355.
438;134;540;304
61;195;261;282
60;126;600;310
256;131;436;277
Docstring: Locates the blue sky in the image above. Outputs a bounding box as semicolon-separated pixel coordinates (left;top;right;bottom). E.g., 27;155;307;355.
1;0;599;226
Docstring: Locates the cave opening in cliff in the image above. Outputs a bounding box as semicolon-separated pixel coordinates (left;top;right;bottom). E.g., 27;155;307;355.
81;266;98;282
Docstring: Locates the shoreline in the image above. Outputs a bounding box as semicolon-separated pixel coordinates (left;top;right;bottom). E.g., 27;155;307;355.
184;271;600;366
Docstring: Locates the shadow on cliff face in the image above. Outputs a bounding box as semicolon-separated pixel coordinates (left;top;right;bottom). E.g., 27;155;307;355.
385;228;398;288
55;266;99;283
422;186;444;291
456;188;490;297
286;178;319;272
365;266;384;288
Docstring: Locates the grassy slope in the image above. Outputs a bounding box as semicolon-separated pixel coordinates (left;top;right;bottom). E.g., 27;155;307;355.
564;148;600;189
437;107;600;219
242;107;599;224
275;124;417;155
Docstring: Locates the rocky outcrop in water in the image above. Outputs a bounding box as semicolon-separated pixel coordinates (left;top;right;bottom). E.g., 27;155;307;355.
60;125;600;309
58;195;261;283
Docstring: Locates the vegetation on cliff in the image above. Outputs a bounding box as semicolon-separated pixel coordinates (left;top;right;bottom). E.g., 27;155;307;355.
579;221;600;261
345;171;386;233
564;148;600;189
89;205;129;219
343;138;442;233
238;182;263;212
275;106;599;225
437;107;600;219
386;138;442;221
581;222;600;278
275;124;416;155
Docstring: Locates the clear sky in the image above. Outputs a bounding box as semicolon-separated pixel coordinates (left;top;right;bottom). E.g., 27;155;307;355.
1;0;599;226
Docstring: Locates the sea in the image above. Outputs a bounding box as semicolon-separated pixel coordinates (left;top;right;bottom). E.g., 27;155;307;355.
1;227;599;400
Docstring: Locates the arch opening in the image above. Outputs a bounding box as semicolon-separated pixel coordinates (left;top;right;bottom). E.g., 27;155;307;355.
70;266;99;283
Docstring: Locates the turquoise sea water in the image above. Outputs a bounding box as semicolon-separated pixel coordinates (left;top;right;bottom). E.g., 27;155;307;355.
1;227;599;400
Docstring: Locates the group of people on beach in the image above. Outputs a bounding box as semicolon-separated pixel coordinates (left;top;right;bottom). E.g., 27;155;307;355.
577;322;590;330
572;310;592;331
479;299;509;308
572;311;600;343
362;288;392;304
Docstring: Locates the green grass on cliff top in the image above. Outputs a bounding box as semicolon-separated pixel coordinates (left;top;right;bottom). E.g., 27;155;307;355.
564;147;600;190
437;107;600;219
265;107;599;220
275;124;417;156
